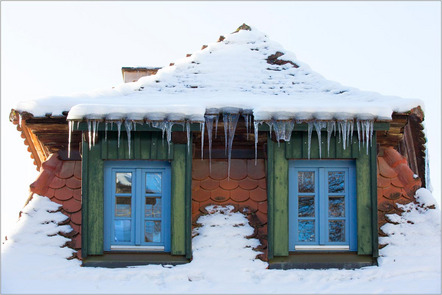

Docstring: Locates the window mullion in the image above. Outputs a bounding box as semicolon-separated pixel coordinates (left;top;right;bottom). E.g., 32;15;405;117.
319;168;326;245
135;169;142;245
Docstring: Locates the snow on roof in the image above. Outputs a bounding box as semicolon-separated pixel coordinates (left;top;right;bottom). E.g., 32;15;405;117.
15;24;422;122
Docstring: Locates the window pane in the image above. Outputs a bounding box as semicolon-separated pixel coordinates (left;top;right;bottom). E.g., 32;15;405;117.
298;171;315;193
114;220;131;242
146;173;162;194
298;220;315;242
329;196;345;217
115;197;131;217
145;221;162;243
116;173;132;194
329;220;345;242
298;196;315;217
145;197;162;218
328;171;345;193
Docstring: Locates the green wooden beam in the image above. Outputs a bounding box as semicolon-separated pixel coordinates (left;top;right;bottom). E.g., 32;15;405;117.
171;144;186;255
81;139;89;258
267;137;275;260
356;151;373;255
185;137;193;259
370;135;379;257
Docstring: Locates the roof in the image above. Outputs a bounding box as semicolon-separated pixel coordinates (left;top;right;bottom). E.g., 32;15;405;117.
14;24;422;122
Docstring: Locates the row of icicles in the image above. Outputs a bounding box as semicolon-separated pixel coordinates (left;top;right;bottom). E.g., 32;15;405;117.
68;115;374;177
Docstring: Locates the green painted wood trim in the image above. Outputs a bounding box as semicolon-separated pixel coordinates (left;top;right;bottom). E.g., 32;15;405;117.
185;137;193;259
273;141;289;256
171;144;186;255
87;141;104;255
266;138;275;260
370;135;379;257
81;138;89;258
356;151;372;255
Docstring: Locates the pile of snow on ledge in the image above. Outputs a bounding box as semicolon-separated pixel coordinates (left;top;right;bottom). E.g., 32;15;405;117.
1;193;441;294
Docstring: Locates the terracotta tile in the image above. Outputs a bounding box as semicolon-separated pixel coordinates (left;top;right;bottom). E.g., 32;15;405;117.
390;177;404;188
42;153;63;171
250;187;267;202
57;161;76;179
247;159;265;180
54;186;74;201
377;176;390;188
72;188;82;201
229;159;247;180
377;188;384;202
219;178;239;190
198;200;216;213
70;211;82;225
258;178;267;189
260;224;268;235
382;185;402;200
378;157;398;178
49;177;66;189
192;188;211;202
210;188;231;202
200;178;220;191
192;201;200;215
383;147;407;168
192;180;201;191
378;199;396;213
210;195;230;203
66;177;81;189
239;199;258;212
230;187;250;202
258;201;267;214
394;163;417;189
209;160;227;180
73;235;81;249
74;161;82;179
192;160;210;180
71;223;81;233
239;177;259;190
76;250;82;260
256;211;267;225
46;187;56;199
63;198;81;213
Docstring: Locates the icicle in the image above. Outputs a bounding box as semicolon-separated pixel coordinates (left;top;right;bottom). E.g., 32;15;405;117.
357;120;361;150
116;121;122;148
104;122;108;141
369;121;374;147
201;121;205;160
314;122;326;159
337;121;342;144
186;121;191;154
243;114;250;140
18;114;22;128
166;121;174;157
68;121;72;158
225;113;239;179
92;121;98;147
341;121;347;150
133;122;137;132
124;121;133;158
87;120;92;150
205;115;216;171
327;121;335;157
215;114;219;139
254;121;260;165
349;120;354;144
223;114;228;155
307;122;313;159
360;120;366;150
269;121;273;140
364;120;371;154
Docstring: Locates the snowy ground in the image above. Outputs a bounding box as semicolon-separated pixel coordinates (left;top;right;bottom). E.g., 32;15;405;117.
1;189;441;294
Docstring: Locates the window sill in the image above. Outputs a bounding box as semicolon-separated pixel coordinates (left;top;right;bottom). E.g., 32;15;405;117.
82;253;189;268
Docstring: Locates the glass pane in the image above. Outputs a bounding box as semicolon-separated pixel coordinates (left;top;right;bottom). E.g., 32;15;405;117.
145;197;162;218
116;172;132;194
145;221;162;243
298;171;315;193
146;173;162;194
329;196;345;217
328;171;345;193
115;197;131;217
298;196;315;217
329;220;345;242
298;220;315;242
114;220;131;242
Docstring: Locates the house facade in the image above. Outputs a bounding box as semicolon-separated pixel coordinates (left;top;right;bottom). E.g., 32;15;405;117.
10;24;426;269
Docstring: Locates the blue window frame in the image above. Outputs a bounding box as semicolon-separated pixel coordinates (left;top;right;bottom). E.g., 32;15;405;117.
289;160;357;251
104;161;171;252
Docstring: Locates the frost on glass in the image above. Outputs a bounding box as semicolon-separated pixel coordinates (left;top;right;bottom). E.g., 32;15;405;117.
328;197;345;217
298;171;315;193
328;171;345;193
145;221;162;243
145;173;161;194
114;220;131;242
116;173;132;194
298;196;315;217
145;197;161;218
115;197;131;217
298;220;315;242
329;220;345;242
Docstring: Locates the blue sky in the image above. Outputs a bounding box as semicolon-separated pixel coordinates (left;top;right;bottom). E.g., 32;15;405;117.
1;1;440;235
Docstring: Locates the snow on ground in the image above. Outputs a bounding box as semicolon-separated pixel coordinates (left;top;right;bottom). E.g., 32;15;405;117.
1;191;441;294
14;27;422;122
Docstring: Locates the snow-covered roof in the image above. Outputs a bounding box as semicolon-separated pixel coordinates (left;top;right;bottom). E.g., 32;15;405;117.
15;24;422;122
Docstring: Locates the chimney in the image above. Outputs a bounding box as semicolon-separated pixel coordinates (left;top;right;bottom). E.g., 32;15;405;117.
121;67;161;83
